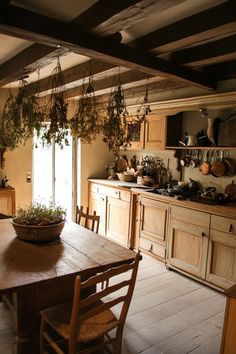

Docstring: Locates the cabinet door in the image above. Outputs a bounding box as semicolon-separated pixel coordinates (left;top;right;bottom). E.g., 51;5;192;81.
139;197;168;261
89;192;106;236
168;206;210;278
206;216;236;289
144;115;166;149
106;196;130;247
140;197;168;246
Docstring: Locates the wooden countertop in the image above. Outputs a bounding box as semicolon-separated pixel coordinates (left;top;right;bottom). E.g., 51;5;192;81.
132;188;236;219
88;179;236;219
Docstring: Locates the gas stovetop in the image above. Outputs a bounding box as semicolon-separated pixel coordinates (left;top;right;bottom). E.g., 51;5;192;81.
147;188;229;205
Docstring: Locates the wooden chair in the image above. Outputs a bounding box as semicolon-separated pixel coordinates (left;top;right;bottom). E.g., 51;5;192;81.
40;253;140;354
76;206;100;234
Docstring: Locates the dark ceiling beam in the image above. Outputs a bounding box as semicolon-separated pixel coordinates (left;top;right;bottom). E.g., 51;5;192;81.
129;0;236;53
170;34;236;67
64;70;157;99
0;43;69;87
0;4;216;90
95;79;187;106
92;0;186;36
36;61;131;95
71;0;142;31
0;0;143;87
204;59;236;81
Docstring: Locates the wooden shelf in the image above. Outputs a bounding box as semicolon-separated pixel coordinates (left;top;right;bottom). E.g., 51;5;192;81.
165;146;236;150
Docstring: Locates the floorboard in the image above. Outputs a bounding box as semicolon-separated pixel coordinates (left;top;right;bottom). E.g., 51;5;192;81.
0;255;226;354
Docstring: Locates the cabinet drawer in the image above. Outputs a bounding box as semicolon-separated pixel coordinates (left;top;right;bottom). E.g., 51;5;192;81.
211;215;236;235
171;206;210;227
139;237;166;260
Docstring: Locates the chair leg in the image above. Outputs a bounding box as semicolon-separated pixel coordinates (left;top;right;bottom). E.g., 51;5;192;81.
40;318;47;354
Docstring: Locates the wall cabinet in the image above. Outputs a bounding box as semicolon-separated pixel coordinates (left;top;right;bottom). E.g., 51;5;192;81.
139;196;169;261
0;187;15;216
206;215;236;289
128;114;167;150
89;182;130;247
168;206;210;278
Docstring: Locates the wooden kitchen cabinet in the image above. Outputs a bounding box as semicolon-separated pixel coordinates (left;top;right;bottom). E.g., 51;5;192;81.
206;215;236;289
107;192;130;247
139;196;169;261
89;182;131;247
89;191;106;236
0;187;15;216
168;206;210;278
128;114;166;150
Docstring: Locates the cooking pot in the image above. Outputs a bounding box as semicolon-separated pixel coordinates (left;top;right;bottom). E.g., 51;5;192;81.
211;151;228;177
188;178;200;193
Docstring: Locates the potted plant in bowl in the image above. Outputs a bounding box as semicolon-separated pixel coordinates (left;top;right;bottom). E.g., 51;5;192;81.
11;203;66;242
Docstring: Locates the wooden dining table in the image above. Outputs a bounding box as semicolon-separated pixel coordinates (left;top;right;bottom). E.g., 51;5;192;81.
0;219;137;354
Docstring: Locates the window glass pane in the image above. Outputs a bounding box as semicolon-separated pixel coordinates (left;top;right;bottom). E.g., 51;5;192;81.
33;137;53;205
55;136;72;220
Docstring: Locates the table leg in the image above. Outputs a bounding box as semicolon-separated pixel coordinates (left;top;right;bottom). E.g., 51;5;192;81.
13;288;38;354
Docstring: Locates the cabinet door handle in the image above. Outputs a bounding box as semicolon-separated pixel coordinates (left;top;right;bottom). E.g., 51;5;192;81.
229;224;233;232
201;232;206;237
149;244;153;252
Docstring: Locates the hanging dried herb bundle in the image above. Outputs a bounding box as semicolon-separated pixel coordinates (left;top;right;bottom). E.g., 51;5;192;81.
0;80;42;151
69;78;100;143
102;84;130;157
39;58;69;148
136;83;151;122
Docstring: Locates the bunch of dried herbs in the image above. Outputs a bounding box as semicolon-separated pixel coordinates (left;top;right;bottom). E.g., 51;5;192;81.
0;80;42;152
69;78;101;143
102;84;130;157
39;59;69;148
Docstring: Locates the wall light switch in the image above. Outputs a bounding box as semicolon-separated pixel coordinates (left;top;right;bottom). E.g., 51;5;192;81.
26;171;31;183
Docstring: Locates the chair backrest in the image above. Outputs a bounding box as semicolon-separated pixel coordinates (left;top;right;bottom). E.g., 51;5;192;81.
69;253;140;351
76;205;100;234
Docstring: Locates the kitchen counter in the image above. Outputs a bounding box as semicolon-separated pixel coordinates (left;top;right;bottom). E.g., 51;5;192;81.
88;178;150;190
132;188;236;219
89;179;236;219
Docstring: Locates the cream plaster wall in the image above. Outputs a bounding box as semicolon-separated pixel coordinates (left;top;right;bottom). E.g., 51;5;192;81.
3;140;33;208
79;137;114;206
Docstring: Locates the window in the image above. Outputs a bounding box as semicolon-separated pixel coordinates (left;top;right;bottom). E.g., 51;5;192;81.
33;132;76;220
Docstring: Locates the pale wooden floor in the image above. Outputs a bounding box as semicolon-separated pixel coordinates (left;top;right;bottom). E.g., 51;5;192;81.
0;255;226;354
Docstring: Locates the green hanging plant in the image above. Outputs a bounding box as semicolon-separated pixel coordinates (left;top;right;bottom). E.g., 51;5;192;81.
69;77;101;144
102;84;130;157
39;58;69;149
0;80;42;152
69;61;101;144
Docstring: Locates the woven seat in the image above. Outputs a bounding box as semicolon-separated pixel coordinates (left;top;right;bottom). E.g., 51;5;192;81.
76;206;100;234
40;253;140;354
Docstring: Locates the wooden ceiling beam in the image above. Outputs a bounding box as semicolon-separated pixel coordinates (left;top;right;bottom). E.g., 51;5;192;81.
94;79;187;107
33;59;123;94
64;70;158;99
204;59;236;81
72;0;142;31
92;0;186;36
0;44;69;87
0;0;142;87
130;0;236;53
170;34;236;67
0;3;216;90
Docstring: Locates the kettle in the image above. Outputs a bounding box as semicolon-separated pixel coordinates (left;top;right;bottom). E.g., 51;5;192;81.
188;178;200;193
179;132;198;146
